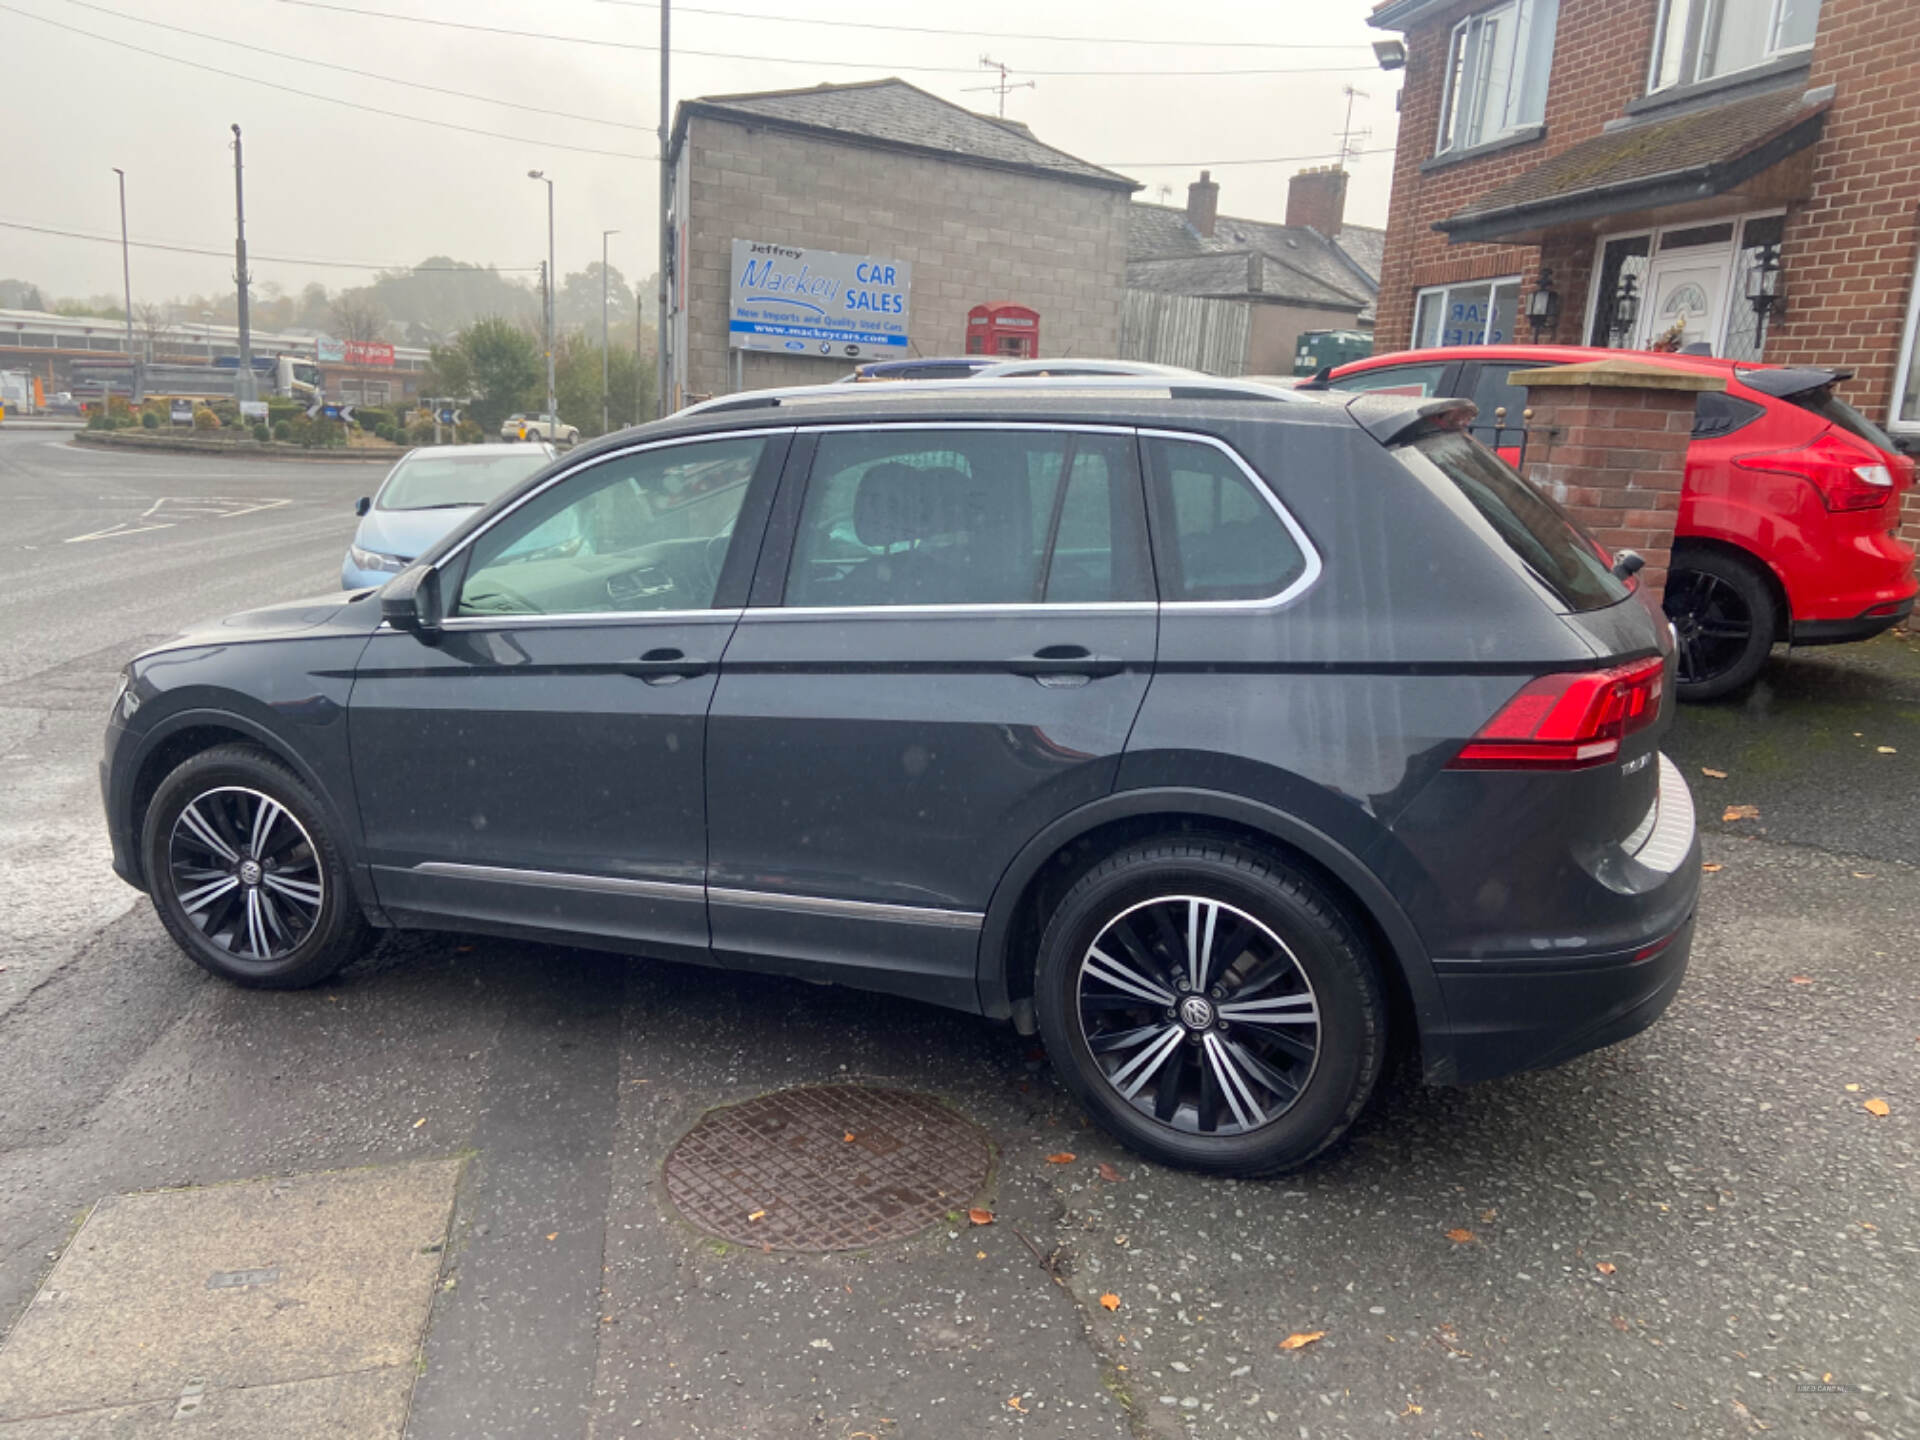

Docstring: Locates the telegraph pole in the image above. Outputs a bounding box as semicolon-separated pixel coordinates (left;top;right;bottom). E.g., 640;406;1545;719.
528;170;557;426
111;167;137;399
230;124;257;404
602;227;620;435
656;0;671;418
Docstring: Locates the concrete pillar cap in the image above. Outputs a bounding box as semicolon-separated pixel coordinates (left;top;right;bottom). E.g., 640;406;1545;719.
1506;357;1727;392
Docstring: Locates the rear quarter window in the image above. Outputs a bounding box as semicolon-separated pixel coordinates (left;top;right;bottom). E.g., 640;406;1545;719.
1397;429;1630;613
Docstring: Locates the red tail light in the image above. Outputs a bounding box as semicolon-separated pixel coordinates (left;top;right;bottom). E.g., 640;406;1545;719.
1450;656;1666;770
1734;434;1896;512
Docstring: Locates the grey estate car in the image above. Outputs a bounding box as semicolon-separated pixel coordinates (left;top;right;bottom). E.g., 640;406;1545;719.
102;378;1699;1175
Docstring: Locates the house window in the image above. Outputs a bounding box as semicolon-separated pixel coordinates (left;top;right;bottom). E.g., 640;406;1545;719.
1892;248;1920;436
1413;277;1522;347
1649;0;1820;92
1436;0;1559;155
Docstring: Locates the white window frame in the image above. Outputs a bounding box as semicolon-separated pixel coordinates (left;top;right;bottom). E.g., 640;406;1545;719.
1646;0;1820;94
1434;0;1558;157
1412;276;1525;348
1578;210;1785;356
1890;246;1920;438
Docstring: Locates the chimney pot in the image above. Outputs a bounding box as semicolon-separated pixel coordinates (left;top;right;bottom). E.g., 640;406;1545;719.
1187;170;1220;239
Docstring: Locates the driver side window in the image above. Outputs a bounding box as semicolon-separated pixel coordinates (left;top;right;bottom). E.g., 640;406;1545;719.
455;437;765;616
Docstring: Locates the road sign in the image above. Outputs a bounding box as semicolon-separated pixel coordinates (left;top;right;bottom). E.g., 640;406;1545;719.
437;408;456;425
239;400;268;421
170;399;194;425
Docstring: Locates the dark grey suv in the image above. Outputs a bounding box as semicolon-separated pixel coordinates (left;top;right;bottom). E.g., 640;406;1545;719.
102;380;1699;1175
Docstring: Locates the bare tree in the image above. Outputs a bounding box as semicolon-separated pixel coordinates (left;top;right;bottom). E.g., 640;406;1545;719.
329;292;388;344
132;301;170;361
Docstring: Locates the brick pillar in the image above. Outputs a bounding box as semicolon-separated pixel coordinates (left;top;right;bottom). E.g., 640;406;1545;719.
1506;358;1726;599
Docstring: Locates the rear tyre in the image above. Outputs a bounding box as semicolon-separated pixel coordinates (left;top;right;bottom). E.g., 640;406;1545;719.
1664;550;1776;701
141;744;372;989
1034;839;1386;1177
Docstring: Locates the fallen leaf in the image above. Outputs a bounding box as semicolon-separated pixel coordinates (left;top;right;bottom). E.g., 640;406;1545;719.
1595;1261;1617;1275
1790;975;1813;984
1007;1395;1027;1413
1722;804;1759;822
1445;1228;1475;1244
843;1132;856;1143
747;1209;766;1222
1400;1403;1425;1416
1853;872;1876;880
546;1232;558;1241
1479;1208;1497;1223
1845;1083;1861;1092
1278;1330;1326;1351
968;1208;994;1226
412;1117;427;1129
1863;1098;1891;1117
1100;1292;1121;1311
1097;1162;1123;1183
1611;1315;1631;1332
1701;767;1728;778
1701;862;1723;873
976;1250;987;1260
1046;1152;1077;1165
1877;745;1897;754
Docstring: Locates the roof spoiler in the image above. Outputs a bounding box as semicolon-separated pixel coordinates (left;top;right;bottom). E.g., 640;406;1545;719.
1736;365;1853;400
1344;393;1479;446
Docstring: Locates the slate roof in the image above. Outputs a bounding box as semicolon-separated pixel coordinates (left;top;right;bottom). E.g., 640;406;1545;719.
1438;84;1831;243
1126;202;1379;313
675;78;1138;191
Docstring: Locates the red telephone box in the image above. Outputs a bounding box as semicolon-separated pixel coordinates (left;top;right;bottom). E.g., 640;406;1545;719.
965;302;1040;359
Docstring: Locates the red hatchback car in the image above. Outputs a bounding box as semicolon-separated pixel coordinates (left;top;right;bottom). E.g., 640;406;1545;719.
1312;345;1917;699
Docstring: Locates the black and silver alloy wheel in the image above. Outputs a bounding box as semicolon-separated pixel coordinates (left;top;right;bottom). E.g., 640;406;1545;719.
1661;550;1776;701
143;744;372;989
1079;896;1320;1136
168;785;324;962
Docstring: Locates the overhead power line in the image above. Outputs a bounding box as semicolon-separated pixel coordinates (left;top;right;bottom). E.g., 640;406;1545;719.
1104;145;1398;168
62;0;650;132
2;2;652;157
585;0;1375;51
0;218;542;273
272;0;1378;77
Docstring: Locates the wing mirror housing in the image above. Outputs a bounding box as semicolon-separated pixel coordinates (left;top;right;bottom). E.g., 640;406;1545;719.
381;563;445;641
355;496;371;516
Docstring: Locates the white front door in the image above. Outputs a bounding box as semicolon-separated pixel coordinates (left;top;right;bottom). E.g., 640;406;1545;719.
1638;253;1732;352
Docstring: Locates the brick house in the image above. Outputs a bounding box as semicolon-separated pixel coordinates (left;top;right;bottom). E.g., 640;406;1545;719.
1367;0;1920;512
665;79;1139;402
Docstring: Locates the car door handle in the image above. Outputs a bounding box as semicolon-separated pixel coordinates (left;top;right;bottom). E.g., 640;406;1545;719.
623;648;709;684
1004;645;1126;680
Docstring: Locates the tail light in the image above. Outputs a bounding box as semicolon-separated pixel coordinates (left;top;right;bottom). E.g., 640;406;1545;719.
1450;656;1666;770
1734;434;1895;511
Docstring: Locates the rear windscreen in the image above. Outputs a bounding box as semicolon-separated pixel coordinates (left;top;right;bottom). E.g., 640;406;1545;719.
1399;429;1631;613
1788;385;1898;454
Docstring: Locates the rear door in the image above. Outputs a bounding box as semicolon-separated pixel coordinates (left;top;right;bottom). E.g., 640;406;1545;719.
703;423;1157;1010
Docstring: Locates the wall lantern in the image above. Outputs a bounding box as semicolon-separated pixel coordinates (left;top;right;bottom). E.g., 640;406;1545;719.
1744;243;1784;320
1524;269;1561;341
1609;274;1640;343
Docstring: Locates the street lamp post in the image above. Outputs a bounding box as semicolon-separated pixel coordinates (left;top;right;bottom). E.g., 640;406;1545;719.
601;227;620;436
111;168;134;394
528;170;557;430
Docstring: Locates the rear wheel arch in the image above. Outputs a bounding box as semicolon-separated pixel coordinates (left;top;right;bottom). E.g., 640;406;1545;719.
976;788;1448;1079
1670;536;1791;637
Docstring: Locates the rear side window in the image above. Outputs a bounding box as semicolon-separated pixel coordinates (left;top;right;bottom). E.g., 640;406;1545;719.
1141;437;1309;602
1691;392;1765;439
1400;429;1629;613
1328;363;1449;398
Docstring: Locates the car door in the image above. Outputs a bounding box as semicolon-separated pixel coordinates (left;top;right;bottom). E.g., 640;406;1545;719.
704;423;1158;1010
349;428;789;960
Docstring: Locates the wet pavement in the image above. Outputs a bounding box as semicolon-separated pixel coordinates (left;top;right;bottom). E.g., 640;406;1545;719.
1;432;1916;1439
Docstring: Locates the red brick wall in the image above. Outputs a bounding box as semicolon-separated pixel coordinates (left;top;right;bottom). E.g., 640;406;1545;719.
1374;0;1662;350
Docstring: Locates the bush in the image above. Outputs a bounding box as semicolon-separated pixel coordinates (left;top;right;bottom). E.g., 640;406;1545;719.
267;399;301;427
455;418;485;444
84;410;110;431
192;407;219;431
141;410;160;430
374;423;396;442
355;406;394;434
406;420;435;445
272;420;290;441
252;423;271;443
304;416;343;449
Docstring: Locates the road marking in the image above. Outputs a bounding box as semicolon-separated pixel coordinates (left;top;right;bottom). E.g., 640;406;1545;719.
64;495;290;543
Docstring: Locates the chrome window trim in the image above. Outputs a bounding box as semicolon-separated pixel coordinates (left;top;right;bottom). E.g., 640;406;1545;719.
1137;427;1324;612
708;886;984;931
412;861;704;902
743;602;1156;621
435;607;743;632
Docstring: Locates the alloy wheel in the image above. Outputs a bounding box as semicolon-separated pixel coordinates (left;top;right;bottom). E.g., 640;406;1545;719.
167;786;324;962
1076;895;1321;1136
1665;569;1754;686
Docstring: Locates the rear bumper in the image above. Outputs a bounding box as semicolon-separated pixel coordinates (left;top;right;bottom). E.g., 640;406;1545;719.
1432;911;1694;1085
1791;596;1913;647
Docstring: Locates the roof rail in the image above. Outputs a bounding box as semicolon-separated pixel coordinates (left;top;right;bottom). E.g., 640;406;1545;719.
676;373;1311;418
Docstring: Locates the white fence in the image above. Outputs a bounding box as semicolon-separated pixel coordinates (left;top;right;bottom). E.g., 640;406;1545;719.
1119;291;1250;377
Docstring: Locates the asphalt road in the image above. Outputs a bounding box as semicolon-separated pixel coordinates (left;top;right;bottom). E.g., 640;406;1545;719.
0;428;1915;1440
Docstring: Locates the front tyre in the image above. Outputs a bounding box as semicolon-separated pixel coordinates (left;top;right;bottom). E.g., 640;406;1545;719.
1035;840;1385;1177
141;744;372;988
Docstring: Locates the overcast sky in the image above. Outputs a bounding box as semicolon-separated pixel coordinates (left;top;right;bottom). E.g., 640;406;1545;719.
4;0;1401;305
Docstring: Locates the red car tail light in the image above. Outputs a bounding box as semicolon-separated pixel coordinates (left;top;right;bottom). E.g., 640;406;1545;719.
1734;434;1897;512
1450;656;1666;770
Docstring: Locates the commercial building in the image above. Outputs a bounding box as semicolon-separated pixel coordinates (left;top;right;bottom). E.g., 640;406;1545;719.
665;78;1140;403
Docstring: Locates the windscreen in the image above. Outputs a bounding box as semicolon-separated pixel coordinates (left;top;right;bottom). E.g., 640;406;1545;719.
1401;429;1631;613
379;451;551;511
1787;385;1898;454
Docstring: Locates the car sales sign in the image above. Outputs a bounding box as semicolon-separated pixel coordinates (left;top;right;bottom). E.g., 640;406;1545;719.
729;240;910;360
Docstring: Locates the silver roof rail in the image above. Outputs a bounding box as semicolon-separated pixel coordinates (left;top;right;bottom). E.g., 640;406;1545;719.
677;373;1315;418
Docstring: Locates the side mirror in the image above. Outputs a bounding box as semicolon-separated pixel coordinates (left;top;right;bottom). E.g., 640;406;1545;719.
380;564;445;641
355;496;371;516
1612;549;1646;581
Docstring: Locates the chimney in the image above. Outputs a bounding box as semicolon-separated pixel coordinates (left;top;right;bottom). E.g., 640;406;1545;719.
1187;170;1219;238
1286;165;1349;234
1246;252;1265;292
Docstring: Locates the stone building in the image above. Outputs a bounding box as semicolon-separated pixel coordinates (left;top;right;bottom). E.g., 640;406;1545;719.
665;79;1139;403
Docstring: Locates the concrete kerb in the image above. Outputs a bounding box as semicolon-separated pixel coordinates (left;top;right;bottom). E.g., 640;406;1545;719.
72;431;401;464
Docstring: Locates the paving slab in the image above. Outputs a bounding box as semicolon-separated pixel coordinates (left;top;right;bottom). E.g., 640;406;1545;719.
0;1367;411;1439
0;1158;461;1430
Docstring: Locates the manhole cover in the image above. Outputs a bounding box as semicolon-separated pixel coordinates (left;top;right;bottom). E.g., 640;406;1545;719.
663;1085;991;1252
